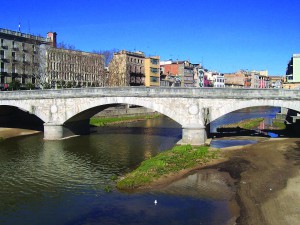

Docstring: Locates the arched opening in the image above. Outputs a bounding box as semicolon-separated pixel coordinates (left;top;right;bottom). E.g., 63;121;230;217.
0;105;44;131
210;105;300;139
62;104;182;143
0;105;44;140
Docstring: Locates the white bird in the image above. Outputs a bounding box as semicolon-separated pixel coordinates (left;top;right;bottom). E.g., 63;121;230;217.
154;200;157;205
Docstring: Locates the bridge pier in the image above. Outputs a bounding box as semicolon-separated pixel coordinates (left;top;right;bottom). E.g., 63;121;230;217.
44;123;64;140
181;125;207;146
44;120;91;140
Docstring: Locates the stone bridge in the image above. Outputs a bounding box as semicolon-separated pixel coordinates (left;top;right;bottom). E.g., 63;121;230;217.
0;87;300;145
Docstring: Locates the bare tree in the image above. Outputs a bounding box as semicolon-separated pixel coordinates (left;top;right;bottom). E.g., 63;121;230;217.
57;42;76;50
93;49;118;67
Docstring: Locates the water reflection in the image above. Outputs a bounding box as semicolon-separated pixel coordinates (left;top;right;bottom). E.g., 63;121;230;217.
0;116;234;225
161;169;236;200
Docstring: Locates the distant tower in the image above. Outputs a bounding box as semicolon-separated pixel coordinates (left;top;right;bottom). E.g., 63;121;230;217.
47;32;57;47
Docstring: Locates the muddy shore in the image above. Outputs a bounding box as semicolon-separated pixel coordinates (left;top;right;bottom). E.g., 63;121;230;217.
0;128;40;139
133;136;300;225
204;137;300;225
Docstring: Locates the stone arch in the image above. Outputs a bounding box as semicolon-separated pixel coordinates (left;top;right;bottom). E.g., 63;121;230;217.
210;99;300;122
62;97;185;126
0;103;44;130
0;101;47;122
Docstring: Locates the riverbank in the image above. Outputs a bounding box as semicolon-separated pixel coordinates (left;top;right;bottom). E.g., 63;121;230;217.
90;114;160;126
219;137;300;225
0;128;40;140
117;136;300;225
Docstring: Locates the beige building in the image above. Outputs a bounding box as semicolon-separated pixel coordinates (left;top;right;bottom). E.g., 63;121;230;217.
109;50;145;86
144;56;160;86
46;47;105;88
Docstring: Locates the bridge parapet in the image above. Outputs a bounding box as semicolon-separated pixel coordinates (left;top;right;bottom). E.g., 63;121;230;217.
0;87;300;100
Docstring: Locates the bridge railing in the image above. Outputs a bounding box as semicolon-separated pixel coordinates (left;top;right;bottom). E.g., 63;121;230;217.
0;87;300;100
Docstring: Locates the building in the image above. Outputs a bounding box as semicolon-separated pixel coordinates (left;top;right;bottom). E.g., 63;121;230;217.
108;50;145;86
144;56;160;87
213;74;225;88
160;60;195;87
250;70;269;88
224;70;269;88
46;47;105;88
0;28;52;89
224;72;245;88
0;28;105;89
286;54;300;84
269;76;283;88
160;60;181;87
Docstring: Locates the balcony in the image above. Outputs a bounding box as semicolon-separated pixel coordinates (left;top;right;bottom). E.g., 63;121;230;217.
1;44;8;49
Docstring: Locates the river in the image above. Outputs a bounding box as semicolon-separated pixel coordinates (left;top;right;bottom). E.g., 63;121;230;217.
0;106;280;225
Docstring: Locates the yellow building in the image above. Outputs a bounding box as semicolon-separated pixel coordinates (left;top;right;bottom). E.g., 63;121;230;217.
144;56;160;87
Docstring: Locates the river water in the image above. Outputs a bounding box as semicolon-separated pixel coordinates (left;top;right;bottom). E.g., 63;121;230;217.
0;106;280;225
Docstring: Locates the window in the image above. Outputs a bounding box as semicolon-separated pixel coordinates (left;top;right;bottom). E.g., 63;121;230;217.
0;50;4;59
12;64;16;73
151;67;159;73
151;58;159;65
1;62;4;72
150;76;158;83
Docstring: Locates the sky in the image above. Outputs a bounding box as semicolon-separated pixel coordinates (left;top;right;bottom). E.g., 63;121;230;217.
1;0;300;75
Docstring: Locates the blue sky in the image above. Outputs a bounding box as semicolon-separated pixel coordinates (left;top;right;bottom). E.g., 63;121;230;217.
1;0;299;75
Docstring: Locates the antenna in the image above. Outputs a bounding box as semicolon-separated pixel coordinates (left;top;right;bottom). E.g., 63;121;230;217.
18;17;21;32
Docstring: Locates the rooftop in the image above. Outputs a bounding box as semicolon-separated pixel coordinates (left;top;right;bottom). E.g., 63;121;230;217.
0;28;50;43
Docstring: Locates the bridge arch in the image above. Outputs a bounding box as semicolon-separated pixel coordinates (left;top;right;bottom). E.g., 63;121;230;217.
0;104;44;130
63;97;185;126
0;101;47;123
210;99;300;122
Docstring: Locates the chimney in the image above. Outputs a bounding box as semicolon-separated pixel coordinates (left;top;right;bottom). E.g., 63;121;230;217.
47;32;57;47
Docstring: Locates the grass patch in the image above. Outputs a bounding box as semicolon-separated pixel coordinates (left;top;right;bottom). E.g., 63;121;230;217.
272;120;286;130
221;118;264;130
90;115;159;127
116;145;220;190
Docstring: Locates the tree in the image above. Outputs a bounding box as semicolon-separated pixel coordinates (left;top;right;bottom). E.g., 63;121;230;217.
93;49;118;67
9;80;21;90
57;42;76;50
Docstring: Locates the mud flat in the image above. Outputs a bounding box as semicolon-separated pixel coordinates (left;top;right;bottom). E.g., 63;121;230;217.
0;128;40;139
213;137;300;225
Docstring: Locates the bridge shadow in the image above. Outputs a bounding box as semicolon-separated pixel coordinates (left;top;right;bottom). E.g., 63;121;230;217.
0;106;44;131
90;125;182;139
211;127;299;139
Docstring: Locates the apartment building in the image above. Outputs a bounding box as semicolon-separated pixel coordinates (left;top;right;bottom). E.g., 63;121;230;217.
0;28;106;89
46;47;105;88
224;70;269;88
144;56;160;86
0;28;52;89
286;54;300;83
160;60;195;87
108;50;145;86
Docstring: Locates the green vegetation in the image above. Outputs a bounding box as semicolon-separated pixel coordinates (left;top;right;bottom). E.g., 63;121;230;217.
272;120;286;130
221;118;264;130
90;115;159;126
116;145;220;190
104;185;112;193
